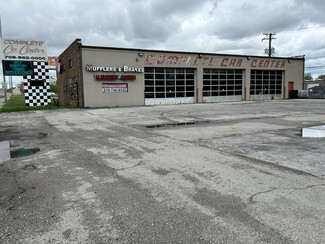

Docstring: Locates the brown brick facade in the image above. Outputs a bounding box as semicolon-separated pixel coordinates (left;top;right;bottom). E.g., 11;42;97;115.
56;38;84;107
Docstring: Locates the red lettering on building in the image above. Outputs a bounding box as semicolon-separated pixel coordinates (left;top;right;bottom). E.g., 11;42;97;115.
166;56;179;65
96;75;118;81
221;58;242;67
120;75;136;81
258;60;264;67
157;55;166;64
193;57;200;65
145;53;289;69
178;56;187;65
275;61;281;68
251;59;286;69
209;57;217;66
202;57;210;66
186;57;192;65
221;58;229;67
281;61;286;68
145;54;252;68
95;75;136;81
145;54;155;65
230;59;237;66
251;59;257;67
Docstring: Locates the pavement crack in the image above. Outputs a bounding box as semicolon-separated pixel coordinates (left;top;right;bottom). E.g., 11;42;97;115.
196;140;322;179
249;187;277;204
249;184;325;204
115;161;145;171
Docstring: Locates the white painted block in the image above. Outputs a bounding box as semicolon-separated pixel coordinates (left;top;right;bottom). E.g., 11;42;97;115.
302;125;325;138
0;141;10;163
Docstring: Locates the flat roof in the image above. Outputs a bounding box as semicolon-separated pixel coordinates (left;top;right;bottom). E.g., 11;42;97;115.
81;44;305;61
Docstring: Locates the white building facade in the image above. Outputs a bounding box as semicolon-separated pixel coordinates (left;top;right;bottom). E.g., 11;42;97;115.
57;39;305;108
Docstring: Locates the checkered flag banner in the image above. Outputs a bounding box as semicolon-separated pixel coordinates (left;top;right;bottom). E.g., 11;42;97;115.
23;61;51;107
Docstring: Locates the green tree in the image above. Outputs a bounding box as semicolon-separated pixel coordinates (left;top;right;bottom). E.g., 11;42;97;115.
304;73;313;80
17;82;24;94
49;77;57;94
317;74;325;80
50;83;57;93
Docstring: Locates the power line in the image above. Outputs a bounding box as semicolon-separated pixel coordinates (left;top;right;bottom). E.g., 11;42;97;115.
305;65;325;69
215;36;260;50
280;26;325;34
305;55;325;60
209;24;325;53
219;26;325;51
212;26;325;53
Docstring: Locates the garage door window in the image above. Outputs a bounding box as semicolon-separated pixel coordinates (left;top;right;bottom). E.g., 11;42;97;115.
145;68;195;99
203;69;243;97
250;70;282;95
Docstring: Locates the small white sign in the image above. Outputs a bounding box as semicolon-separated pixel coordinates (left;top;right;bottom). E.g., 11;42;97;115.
102;83;128;93
1;38;48;61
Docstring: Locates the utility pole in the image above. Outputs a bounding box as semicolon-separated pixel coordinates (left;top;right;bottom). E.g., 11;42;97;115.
262;33;276;57
0;14;7;102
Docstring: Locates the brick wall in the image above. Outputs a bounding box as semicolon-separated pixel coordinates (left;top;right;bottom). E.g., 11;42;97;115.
57;38;84;107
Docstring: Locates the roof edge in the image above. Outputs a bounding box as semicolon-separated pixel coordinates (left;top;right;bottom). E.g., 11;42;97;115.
80;44;305;60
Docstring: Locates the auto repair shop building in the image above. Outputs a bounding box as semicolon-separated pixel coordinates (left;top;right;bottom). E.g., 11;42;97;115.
57;39;305;108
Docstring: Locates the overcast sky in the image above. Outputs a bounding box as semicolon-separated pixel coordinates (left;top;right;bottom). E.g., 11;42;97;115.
1;0;325;78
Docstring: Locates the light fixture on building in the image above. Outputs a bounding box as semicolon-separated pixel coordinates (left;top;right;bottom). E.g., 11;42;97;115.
288;60;292;63
198;54;203;58
138;53;144;57
247;57;251;60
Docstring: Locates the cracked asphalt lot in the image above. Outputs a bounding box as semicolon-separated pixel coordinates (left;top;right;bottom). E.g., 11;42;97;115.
1;100;325;243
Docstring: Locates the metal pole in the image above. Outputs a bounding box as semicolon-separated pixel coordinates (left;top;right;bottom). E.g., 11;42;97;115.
0;14;6;102
262;33;276;57
268;34;272;57
3;77;7;102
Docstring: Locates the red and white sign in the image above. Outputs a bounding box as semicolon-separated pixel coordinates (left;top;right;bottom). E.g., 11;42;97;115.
102;83;128;93
48;56;57;67
1;38;48;61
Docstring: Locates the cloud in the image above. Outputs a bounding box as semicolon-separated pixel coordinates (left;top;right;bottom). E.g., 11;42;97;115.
208;1;305;39
1;0;325;77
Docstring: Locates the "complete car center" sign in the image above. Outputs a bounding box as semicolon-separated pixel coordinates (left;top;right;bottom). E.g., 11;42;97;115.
1;38;47;61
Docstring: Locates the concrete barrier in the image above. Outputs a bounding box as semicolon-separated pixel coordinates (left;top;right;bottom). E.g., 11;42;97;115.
302;125;325;138
0;141;10;163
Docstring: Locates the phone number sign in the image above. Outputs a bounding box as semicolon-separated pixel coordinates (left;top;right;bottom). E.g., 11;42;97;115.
1;38;47;61
102;83;128;93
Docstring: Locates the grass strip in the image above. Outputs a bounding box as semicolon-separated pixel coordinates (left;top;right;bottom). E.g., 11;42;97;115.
0;95;73;113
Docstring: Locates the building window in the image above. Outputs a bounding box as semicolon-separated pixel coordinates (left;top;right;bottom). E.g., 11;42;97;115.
69;59;73;68
144;68;195;99
250;70;282;95
203;69;243;97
